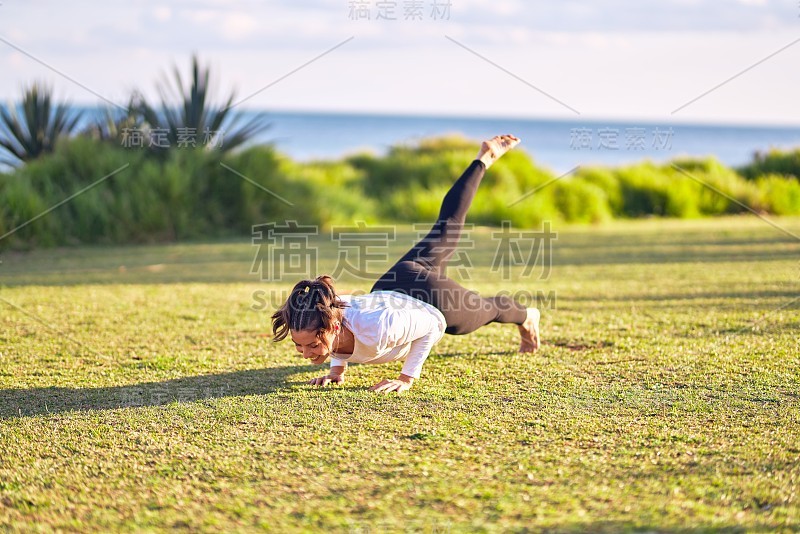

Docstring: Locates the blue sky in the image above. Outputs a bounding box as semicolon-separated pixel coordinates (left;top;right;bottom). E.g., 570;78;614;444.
0;0;798;124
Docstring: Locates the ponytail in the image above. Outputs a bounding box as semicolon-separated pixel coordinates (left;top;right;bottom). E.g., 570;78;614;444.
271;275;347;342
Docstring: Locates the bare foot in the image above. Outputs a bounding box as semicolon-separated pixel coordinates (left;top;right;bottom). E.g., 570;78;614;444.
477;134;521;168
518;308;540;353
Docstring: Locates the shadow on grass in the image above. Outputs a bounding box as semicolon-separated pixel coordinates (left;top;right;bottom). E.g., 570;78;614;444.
0;365;315;419
566;289;800;302
550;522;749;533
436;350;516;358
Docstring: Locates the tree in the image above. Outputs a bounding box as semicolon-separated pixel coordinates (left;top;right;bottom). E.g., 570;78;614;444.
82;95;147;147
0;82;82;166
135;54;269;155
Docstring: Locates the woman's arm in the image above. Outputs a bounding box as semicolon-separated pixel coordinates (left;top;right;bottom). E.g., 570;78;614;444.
369;307;444;393
399;329;440;379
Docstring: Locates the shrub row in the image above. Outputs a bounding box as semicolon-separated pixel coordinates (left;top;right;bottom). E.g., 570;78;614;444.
1;136;798;249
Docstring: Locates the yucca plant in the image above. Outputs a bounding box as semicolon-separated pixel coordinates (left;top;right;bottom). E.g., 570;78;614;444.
83;95;147;146
0;82;82;166
135;55;269;155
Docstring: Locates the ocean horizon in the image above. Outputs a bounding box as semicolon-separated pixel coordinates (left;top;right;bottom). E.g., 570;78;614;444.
246;110;800;174
74;107;800;175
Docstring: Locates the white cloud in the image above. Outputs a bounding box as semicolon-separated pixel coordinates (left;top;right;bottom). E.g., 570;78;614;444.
153;6;172;22
183;9;218;25
220;13;259;41
7;51;26;69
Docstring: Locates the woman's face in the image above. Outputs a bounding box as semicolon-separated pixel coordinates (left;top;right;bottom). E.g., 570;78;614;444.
290;328;335;365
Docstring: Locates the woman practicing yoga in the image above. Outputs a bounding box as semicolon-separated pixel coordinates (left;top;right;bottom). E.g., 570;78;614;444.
271;134;540;393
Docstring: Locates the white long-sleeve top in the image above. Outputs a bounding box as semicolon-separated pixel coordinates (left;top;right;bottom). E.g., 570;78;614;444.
329;291;447;379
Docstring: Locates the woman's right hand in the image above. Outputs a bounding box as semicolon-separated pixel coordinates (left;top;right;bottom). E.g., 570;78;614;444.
308;373;345;387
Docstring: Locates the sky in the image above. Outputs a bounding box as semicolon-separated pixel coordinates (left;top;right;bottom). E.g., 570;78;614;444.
0;0;798;125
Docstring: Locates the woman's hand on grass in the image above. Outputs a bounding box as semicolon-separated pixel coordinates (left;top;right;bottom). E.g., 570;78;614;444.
308;373;344;387
369;374;414;394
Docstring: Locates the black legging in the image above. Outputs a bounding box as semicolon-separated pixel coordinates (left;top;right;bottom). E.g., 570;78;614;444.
371;160;528;335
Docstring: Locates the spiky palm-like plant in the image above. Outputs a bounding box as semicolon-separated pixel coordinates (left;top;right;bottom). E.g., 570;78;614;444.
0;82;82;166
136;55;269;154
83;95;147;145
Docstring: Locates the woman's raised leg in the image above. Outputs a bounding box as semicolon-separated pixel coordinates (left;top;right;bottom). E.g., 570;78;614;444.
371;134;540;351
386;134;521;270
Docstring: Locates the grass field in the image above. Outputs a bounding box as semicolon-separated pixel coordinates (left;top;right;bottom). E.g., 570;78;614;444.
1;216;799;532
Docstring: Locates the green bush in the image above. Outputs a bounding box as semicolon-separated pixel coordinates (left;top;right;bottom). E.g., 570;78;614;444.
1;137;141;247
670;158;766;216
615;163;670;217
349;136;560;227
756;174;800;215
575;168;623;216
0;172;53;247
282;158;377;228
664;176;702;218
552;178;613;223
387;184;448;224
2;135;800;251
225;146;308;231
739;148;800;181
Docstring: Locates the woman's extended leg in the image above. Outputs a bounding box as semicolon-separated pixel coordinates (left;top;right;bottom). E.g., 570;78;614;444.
371;135;540;350
389;135;518;269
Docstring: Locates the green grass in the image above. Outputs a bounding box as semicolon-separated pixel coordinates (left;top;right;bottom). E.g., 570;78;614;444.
1;216;799;532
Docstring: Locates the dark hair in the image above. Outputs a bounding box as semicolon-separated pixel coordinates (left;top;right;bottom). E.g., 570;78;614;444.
271;275;347;342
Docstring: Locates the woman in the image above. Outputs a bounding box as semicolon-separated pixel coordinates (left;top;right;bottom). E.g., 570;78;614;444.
271;134;540;393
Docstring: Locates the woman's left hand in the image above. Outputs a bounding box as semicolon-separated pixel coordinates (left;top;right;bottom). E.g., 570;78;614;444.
369;375;414;394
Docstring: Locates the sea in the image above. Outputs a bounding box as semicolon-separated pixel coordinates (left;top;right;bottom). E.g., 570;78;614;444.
78;108;800;175
259;111;800;174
